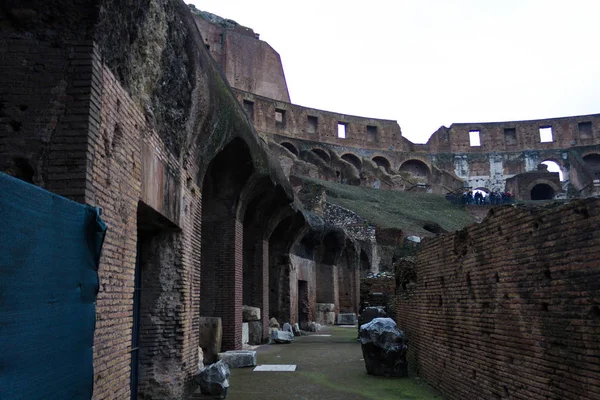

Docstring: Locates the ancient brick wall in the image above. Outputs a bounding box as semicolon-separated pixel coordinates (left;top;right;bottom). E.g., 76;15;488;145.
0;37;96;202
234;90;404;152
427;114;600;154
192;13;290;102
395;199;600;400
360;276;395;311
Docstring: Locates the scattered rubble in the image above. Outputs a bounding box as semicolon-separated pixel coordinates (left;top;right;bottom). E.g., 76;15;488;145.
195;360;230;398
270;329;294;344
359;317;408;377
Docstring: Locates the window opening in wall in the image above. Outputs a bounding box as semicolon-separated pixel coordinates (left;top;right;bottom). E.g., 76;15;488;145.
307;115;318;134
469;130;481;147
242;100;254;121
539;126;553;143
541;160;563;181
504;128;517;145
367;125;377;142
275;109;286;128
578;121;592;138
337;122;347;139
275;108;285;128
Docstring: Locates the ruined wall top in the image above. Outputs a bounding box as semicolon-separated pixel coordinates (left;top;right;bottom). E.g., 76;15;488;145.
425;113;600;154
191;7;291;103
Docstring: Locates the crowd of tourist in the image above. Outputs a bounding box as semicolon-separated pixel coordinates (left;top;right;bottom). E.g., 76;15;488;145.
445;190;514;205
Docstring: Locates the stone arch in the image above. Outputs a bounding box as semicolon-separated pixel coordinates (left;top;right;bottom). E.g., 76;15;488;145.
200;138;254;351
399;159;430;178
583;153;600;179
372;156;391;172
541;159;564;181
341;153;362;172
530;183;555;200
312;148;331;163
268;210;307;325
280;141;299;156
238;177;290;342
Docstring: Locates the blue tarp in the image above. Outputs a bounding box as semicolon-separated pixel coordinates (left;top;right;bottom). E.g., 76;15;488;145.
0;172;106;400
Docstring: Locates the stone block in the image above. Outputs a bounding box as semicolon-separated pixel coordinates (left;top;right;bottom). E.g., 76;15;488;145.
242;305;261;322
248;321;262;345
242;322;249;345
217;350;257;368
270;330;294;344
316;303;335;312
316;310;335;325
337;313;358;325
282;322;293;334
199;317;222;364
269;317;280;328
195;360;230;397
359;318;408;377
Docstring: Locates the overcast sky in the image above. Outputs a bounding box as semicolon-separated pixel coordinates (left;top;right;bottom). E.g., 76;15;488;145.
188;0;600;144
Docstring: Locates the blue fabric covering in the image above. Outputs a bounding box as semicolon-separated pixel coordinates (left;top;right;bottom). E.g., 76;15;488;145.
0;172;106;400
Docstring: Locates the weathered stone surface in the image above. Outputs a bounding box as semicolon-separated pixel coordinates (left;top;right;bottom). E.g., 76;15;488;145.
248;321;262;345
269;317;280;328
293;323;301;336
316;310;335;325
242;322;249;345
242;305;261;322
199;317;223;364
282;322;293;334
195;360;230;398
218;350;257;368
270;330;294;344
308;322;322;332
337;313;357;325
359;317;408;377
316;303;335;312
198;346;204;371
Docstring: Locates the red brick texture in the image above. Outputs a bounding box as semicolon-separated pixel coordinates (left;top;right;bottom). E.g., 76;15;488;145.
396;199;600;400
0;38;96;202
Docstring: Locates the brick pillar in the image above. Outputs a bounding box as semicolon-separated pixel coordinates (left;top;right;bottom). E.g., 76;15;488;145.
201;216;243;351
251;239;269;340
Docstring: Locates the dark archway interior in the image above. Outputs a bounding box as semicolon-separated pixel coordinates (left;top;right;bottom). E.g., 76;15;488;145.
400;159;429;177
372;156;391;172
531;183;555;200
360;250;370;277
312;148;331;163
200;138;254;350
583;153;600;178
280;142;299;156
341;153;362;171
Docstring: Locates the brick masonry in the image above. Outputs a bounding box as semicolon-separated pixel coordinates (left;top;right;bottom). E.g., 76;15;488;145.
395;199;600;400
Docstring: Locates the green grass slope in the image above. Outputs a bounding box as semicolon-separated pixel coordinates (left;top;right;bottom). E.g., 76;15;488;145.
300;177;475;235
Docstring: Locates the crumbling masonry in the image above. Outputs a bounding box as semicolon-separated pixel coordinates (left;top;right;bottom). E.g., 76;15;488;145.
1;2;599;400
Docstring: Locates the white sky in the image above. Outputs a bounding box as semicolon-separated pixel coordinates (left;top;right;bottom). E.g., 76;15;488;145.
188;1;600;143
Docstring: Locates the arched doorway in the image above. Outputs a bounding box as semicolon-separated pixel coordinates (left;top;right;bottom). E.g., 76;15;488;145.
541;160;563;181
312;148;331;163
341;153;362;172
531;183;555;200
201;138;254;351
372;156;391;173
583;153;600;179
280;142;299;156
399;159;430;178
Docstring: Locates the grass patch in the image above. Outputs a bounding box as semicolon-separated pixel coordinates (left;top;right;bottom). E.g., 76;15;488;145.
300;177;475;235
